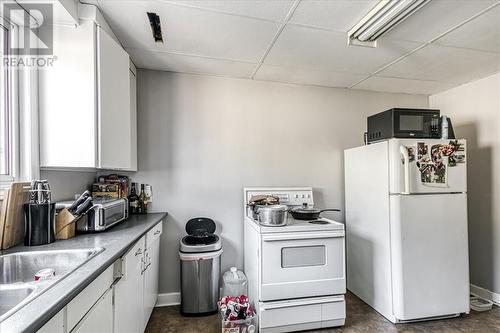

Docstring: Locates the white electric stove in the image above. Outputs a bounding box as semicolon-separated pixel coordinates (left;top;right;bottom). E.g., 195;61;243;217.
243;187;346;333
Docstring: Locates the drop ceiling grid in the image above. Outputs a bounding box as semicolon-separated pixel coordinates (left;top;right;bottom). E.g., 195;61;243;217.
96;0;284;65
348;1;500;93
156;0;296;23
249;0;301;79
96;0;500;95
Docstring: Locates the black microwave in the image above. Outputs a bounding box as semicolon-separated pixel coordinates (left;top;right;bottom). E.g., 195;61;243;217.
367;108;441;143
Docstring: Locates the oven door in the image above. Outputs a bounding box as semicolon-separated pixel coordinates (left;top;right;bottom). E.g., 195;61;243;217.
260;230;345;301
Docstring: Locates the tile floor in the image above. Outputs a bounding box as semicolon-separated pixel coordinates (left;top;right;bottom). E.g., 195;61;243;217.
145;292;500;333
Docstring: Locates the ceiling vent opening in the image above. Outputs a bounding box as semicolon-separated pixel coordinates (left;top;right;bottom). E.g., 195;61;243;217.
147;12;163;43
348;0;431;48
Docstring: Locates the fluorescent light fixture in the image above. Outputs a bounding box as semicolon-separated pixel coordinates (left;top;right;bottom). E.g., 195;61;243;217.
348;0;430;46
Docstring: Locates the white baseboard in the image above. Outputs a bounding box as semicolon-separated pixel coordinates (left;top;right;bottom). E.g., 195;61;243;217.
470;284;500;306
156;292;181;307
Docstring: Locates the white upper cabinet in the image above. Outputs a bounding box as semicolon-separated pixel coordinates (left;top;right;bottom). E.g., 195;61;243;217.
97;26;132;170
129;61;138;172
40;19;136;170
39;22;98;168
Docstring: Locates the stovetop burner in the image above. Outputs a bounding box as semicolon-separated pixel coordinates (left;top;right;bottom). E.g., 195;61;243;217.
308;220;330;225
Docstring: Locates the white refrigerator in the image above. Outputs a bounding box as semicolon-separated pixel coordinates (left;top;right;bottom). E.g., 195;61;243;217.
344;138;469;323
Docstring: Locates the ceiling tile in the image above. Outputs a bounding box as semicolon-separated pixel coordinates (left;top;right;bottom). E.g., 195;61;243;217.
383;0;498;42
289;0;379;32
254;64;367;88
435;4;500;53
126;48;257;78
160;0;295;22
380;44;500;83
264;25;422;74
97;0;279;62
354;76;457;95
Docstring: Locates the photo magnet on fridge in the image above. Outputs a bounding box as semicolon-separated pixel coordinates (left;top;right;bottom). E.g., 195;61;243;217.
417;142;429;161
402;146;416;164
447;140;466;166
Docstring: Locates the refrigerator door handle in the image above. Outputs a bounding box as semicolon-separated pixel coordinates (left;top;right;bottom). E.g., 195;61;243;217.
399;145;410;194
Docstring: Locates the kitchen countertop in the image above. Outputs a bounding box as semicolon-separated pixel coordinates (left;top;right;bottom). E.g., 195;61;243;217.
0;212;167;333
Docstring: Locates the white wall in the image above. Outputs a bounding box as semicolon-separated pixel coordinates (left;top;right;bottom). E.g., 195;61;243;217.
135;70;428;294
430;72;500;299
40;170;96;201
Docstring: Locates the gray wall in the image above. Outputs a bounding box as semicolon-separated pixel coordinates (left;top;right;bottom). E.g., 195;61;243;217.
430;72;500;296
41;170;96;201
135;70;428;294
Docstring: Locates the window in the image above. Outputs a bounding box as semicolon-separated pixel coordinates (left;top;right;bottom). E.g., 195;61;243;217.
0;21;12;179
1;9;40;184
0;16;21;184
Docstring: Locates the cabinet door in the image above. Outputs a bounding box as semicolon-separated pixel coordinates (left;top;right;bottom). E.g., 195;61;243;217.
114;237;145;333
72;288;113;333
97;26;131;170
37;309;64;333
143;238;160;328
39;22;98;168
129;67;138;171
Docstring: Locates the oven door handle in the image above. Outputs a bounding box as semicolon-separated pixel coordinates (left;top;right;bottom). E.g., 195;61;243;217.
261;296;344;310
262;231;344;242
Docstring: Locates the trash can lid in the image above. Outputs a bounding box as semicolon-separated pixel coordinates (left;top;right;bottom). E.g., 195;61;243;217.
180;234;222;253
185;217;216;236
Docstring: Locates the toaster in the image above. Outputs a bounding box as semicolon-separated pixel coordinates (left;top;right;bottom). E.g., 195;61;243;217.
76;198;129;232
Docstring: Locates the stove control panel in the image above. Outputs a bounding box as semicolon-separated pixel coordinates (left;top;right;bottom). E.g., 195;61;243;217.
245;188;314;207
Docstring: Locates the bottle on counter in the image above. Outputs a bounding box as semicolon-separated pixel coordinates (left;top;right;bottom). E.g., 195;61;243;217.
128;183;139;214
138;184;148;214
145;184;153;203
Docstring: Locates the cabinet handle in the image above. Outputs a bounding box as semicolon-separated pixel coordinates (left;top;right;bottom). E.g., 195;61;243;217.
135;248;143;256
154;230;160;235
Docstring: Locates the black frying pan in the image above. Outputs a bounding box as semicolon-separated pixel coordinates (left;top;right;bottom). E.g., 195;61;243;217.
289;207;340;220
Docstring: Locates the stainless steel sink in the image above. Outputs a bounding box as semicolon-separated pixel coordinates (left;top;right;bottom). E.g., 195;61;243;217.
0;248;103;322
0;284;36;319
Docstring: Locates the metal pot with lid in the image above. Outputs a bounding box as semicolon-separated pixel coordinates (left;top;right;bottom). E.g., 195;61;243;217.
254;204;288;227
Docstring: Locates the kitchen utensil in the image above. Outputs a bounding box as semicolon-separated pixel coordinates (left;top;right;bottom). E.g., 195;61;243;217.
289;203;340;221
254;204;288;226
1;182;31;249
29;180;51;204
74;196;94;216
24;202;56;246
68;190;90;213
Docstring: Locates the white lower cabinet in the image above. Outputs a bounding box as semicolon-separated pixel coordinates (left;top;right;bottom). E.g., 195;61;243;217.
38;309;65;333
114;220;163;333
72;289;113;333
67;266;114;331
143;223;162;329
114;236;146;333
36;221;162;333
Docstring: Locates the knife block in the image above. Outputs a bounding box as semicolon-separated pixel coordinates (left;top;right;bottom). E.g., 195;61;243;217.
55;208;80;240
